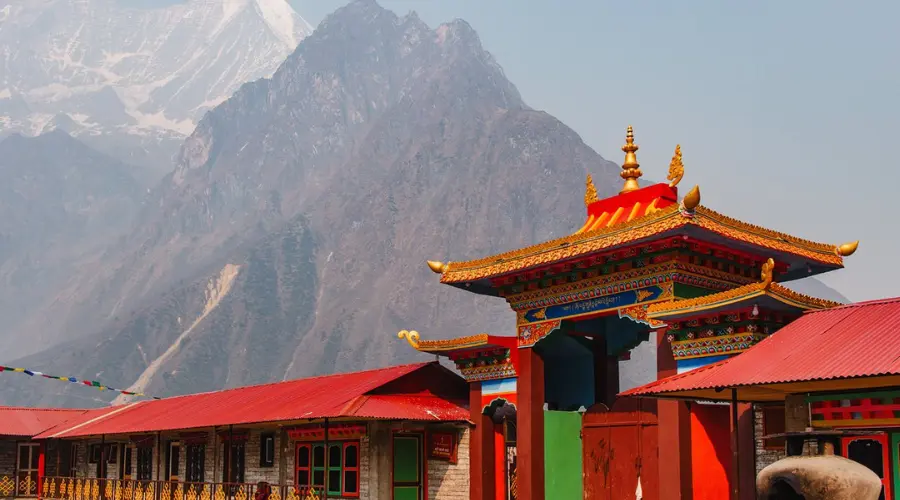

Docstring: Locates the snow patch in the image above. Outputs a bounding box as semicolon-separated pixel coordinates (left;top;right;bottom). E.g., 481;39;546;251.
255;0;305;47
0;89;11;99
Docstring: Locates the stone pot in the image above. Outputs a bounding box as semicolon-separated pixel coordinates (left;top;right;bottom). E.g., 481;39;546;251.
757;455;882;500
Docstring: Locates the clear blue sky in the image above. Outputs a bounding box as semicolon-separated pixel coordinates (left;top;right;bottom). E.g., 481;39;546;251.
292;0;899;302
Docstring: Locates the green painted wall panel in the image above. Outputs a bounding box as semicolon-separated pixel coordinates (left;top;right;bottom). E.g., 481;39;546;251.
544;410;583;499
674;283;716;299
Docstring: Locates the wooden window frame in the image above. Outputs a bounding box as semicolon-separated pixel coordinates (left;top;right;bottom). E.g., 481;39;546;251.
88;444;101;464
259;433;275;468
185;444;205;483
762;405;786;450
294;441;360;498
136;446;153;481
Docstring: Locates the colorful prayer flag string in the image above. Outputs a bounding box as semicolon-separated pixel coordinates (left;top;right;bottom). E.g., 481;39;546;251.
0;365;161;400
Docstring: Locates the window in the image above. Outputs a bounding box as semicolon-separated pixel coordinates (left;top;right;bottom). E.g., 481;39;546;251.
107;445;118;464
186;444;205;483
136;447;153;481
68;445;79;477
223;442;245;484
89;444;101;464
167;442;181;481
260;434;275;468
762;406;786;450
295;442;360;497
122;446;133;480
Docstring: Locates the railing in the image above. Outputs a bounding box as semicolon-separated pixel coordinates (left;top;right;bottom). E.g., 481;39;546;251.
0;475;38;497
39;478;321;500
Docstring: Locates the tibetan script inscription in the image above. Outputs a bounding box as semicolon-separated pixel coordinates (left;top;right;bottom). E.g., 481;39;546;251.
522;285;667;323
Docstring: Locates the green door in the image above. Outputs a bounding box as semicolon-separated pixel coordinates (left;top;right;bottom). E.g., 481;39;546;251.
392;435;422;500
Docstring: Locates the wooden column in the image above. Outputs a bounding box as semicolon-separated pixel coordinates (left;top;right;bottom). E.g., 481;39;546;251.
518;347;545;500
657;330;692;500
470;382;496;500
494;424;506;500
734;403;756;500
37;442;46;500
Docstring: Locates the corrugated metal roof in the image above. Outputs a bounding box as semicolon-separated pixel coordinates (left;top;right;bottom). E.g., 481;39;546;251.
622;297;900;397
0;407;90;437
38;362;468;439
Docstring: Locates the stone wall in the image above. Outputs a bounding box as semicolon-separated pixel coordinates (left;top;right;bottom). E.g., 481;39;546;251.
0;441;16;477
753;406;784;475
427;428;470;500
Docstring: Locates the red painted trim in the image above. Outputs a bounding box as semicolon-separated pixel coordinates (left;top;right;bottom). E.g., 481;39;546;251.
657;330;693;500
813;399;900;420
469;383;485;500
493;424;506;500
517;347;544;500
842;434;892;500
37;442;46;500
341;441;360;498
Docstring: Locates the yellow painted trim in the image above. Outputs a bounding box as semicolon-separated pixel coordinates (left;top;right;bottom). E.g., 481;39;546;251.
644;198;659;216
606;206;625;227
627;202;643;222
811;419;900;428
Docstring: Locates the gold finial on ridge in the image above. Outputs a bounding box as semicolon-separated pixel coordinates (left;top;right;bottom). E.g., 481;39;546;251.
682;185;701;210
760;258;775;288
427;260;448;274
620;125;642;194
668;145;684;188
584;174;599;206
397;330;421;349
836;241;859;257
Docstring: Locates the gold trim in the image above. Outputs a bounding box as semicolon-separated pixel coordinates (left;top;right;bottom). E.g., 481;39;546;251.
760;258;775;288
585;174;599;206
682;185;700;210
397;330;420;349
668;145;684;188
427;261;448;274
398;331;494;352
620;125;643;194
647;281;841;318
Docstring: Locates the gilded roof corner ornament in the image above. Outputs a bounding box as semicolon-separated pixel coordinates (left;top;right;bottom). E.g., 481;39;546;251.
667;144;684;188
681;185;701;211
584;174;599;207
760;258;775;288
427;260;449;274
619;125;643;194
835;241;859;257
397;330;421;349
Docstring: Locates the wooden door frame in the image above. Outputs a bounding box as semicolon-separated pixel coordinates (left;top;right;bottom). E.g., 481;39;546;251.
17;442;40;496
842;433;892;500
390;431;426;500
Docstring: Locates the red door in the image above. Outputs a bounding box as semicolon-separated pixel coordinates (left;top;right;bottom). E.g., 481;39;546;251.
842;434;891;500
582;398;659;499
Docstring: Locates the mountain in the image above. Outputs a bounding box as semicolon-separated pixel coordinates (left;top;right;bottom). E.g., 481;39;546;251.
0;131;143;357
0;0;312;175
0;0;626;407
0;0;850;408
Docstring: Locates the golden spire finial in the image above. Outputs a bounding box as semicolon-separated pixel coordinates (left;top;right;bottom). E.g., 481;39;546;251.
668;144;684;188
620;125;642;194
836;241;859;257
584;174;599;206
427;260;448;274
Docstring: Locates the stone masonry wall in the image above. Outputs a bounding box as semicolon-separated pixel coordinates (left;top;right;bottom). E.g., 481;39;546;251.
427;427;470;500
0;441;16;477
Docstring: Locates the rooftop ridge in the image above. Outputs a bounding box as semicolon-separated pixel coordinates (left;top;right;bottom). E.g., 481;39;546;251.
803;295;900;314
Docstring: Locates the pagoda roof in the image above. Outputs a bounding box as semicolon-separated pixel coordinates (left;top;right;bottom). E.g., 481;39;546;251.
426;127;857;295
397;331;516;356
646;273;842;322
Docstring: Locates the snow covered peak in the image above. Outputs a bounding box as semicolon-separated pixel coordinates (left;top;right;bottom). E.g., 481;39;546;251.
0;0;313;142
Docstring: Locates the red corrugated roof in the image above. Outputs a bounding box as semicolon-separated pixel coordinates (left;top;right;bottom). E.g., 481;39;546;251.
0;407;90;437
38;362;468;439
622;297;900;397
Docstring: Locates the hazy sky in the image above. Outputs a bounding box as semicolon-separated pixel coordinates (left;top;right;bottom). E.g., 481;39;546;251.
290;0;899;302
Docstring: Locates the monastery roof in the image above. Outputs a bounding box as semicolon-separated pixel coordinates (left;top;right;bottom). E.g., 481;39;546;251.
397;331;516;355
426;127;857;293
621;297;900;402
646;258;842;321
34;362;469;439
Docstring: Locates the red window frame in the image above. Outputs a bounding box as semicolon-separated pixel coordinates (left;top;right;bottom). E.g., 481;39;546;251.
341;442;360;497
294;441;360;498
761;406;786;450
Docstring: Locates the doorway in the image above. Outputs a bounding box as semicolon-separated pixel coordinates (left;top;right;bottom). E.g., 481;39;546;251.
843;434;891;500
392;434;423;500
16;443;40;496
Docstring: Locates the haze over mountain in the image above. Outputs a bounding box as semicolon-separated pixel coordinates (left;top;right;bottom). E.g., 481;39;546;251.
0;0;848;407
0;0;312;175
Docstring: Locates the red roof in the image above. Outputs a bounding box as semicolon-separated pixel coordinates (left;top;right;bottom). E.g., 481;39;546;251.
38;362;468;439
622;297;900;399
0;407;89;437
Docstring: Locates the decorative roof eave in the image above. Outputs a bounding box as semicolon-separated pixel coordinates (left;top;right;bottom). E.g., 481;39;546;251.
397;331;516;356
428;203;855;285
647;260;842;320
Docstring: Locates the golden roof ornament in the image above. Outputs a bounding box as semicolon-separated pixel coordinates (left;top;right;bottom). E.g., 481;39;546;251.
835;241;859;257
667;144;684;188
427;260;449;274
584;174;599;206
620;125;642;194
397;330;421;349
682;185;701;210
760;258;775;288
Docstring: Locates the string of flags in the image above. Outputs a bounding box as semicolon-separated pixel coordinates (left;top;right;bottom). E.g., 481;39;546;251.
0;365;161;400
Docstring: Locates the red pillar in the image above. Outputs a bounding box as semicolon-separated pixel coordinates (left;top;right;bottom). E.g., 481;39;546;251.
37;441;46;500
657;331;692;500
518;347;545;500
734;403;756;500
470;382;496;500
494;424;506;500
